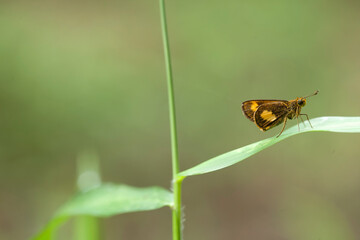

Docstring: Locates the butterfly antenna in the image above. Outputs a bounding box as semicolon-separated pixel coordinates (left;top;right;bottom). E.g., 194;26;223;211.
304;90;319;99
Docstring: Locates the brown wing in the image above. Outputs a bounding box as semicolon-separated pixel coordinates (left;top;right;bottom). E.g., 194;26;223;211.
242;100;287;122
253;101;289;131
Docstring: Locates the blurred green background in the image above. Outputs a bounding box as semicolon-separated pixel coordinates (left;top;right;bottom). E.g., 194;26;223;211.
1;0;359;239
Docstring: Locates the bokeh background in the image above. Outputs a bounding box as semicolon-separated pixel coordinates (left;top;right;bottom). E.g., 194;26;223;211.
1;0;360;239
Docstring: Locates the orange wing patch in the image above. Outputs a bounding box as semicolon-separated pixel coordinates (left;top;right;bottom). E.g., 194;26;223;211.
260;110;277;122
250;102;258;112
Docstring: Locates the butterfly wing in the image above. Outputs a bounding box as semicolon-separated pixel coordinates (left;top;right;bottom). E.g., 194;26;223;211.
253;101;289;131
242;100;287;122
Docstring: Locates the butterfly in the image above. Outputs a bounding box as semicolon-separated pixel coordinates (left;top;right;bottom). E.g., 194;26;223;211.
241;90;319;137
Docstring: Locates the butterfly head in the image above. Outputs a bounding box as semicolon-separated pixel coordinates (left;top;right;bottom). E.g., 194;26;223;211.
297;98;306;107
298;90;319;107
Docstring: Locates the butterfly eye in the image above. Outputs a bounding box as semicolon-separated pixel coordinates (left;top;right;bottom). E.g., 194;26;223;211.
298;99;306;106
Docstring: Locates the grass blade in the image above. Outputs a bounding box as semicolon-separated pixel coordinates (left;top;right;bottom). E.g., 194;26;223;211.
32;184;173;240
178;116;360;177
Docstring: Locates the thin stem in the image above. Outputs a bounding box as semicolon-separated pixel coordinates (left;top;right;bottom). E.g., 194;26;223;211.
172;177;183;240
159;0;182;240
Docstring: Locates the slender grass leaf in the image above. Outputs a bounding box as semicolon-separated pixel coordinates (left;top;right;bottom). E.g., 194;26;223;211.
32;184;173;240
178;116;360;177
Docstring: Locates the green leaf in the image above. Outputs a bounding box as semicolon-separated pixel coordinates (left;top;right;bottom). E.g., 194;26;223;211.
32;184;173;240
178;117;360;177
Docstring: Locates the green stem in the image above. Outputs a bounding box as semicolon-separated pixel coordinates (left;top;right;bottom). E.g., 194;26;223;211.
172;177;183;240
159;0;182;239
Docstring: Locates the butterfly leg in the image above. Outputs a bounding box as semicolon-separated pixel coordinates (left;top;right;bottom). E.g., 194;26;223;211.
276;117;288;138
296;115;300;132
295;108;300;132
299;115;306;127
299;113;313;128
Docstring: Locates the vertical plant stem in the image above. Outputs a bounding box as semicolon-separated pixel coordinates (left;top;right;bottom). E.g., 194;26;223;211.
172;177;183;240
75;151;101;240
159;0;182;239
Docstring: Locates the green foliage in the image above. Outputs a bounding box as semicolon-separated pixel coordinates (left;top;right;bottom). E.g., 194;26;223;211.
32;117;360;239
178;117;360;177
32;184;173;240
